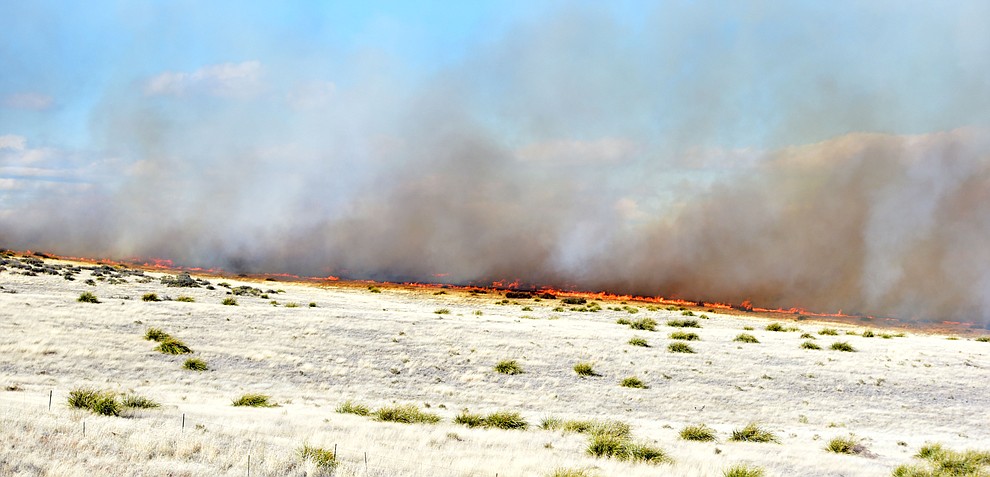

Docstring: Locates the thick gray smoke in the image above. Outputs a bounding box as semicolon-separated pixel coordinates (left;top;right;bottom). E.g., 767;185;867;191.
2;5;990;324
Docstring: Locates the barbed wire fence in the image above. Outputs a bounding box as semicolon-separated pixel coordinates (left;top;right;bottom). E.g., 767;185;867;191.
0;389;505;477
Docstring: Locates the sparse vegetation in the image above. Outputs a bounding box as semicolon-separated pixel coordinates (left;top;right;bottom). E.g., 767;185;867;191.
830;341;857;352
141;293;161;302
891;443;990;477
862;330;875;337
183;357;208;371
734;333;759;343
667;319;700;328
77;292;100;303
573;362;598;377
765;322;785;331
120;393;160;409
586;434;672;464
975;337;990;343
374;404;441;424
157;337;192;354
620;376;647;388
175;296;195;302
546;468;598;477
629;317;658;331
819;328;839;336
336;400;371;416
232;393;277;407
670;331;700;341
668;342;695;353
561;297;587;305
221;297;238;306
723;464;766;477
542;418;631;438
299;444;337;472
144;327;169;342
680;424;717;442
826;435;867;455
800;340;822;350
628;336;650;347
434;308;451;314
456;410;528;430
494;359;524;375
68;388;120;416
729;423;779;443
367;285;381;293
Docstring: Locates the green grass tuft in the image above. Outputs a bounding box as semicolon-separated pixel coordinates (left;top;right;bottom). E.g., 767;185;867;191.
546;468;598;477
68;388;120;416
573;362;598;377
183;357;208;371
77;292;100;303
629;317;658;331
374;404;441;424
232;393;277;407
819;328;839;335
729;423;779;443
221;297;238;306
620;376;647;388
586;434;672;464
141;293;161;302
765;322;785;331
494;359;524;375
299;444;337;471
723;464;765;477
628;336;650;347
680;424;717;442
175;296;195;302
156;337;192;354
434;308;451;314
667;319;700;328
668;342;695;353
144;327;169;342
670;331;700;341
336;400;371;416
120;393;160;409
734;333;759;343
826;435;866;455
830;341;856;352
800;340;822;350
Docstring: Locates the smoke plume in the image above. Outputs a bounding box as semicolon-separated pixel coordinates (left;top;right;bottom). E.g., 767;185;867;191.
2;4;990;324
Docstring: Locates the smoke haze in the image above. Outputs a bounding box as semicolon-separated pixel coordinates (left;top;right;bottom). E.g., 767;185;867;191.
2;3;990;324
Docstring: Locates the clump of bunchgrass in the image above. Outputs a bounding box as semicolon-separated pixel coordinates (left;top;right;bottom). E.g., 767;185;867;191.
861;330;875;337
141;293;161;302
734;333;759;343
670;331;700;341
68;388;120;416
800;332;815;339
494;359;524;375
542;417;631;438
800;340;822;350
120;393;160;409
221;297;238;306
299;444;337;472
157;337;192;354
628;336;650;347
434;308;451;314
629;317;658;331
680;424;717;442
336;400;371;416
373;404;441;424
975;336;990;343
546;468;598;477
668;342;695;353
729;423;779;443
454;411;484;427
830;341;856;352
77;292;100;303
183;357;208;371
667;319;700;328
765;322;786;331
478;410;528;430
586;434;671;464
891;443;990;477
175;296;195;302
367;285;381;293
573;362;598;377
144;327;169;342
620;376;647;388
819;328;839;336
723;465;765;477
826;435;868;455
232;393;277;407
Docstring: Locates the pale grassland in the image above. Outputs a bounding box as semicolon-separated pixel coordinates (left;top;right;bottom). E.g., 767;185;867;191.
1;257;989;476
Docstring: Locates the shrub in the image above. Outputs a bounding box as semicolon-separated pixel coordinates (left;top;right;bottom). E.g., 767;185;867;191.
734;333;759;343
670;331;700;341
620;376;647;389
299;444;337;472
141;293;161;302
668;342;695;353
862;330;875;338
77;292;100;303
183;358;208;371
892;443;990;477
629;318;658;331
729;423;779;443
374;404;441;424
336;400;371;416
819;328;839;336
232;393;277;407
121;393;160;409
285;302;299;308
454;411;484;427
175;296;195;302
68;388;120;416
830;341;856;352
616;317;631;325
680;424;717;442
765;323;785;331
975;337;990;343
562;297;587;305
157;337;192;354
826;435;867;455
308;302;317;307
481;411;528;430
494;360;523;375
367;285;381;293
667;319;700;328
573;362;598;377
628;336;650;347
800;341;822;350
434;308;451;314
723;465;765;477
681;310;695;316
799;332;815;339
586;434;671;464
144;327;169;342
221;297;238;306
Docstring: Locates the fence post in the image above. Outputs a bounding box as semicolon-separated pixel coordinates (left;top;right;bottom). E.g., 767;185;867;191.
247;454;250;477
364;451;368;471
82;421;85;436
333;444;337;460
181;413;185;432
48;390;52;411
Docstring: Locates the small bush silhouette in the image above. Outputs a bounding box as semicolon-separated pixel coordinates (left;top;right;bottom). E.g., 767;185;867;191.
830;341;856;352
434;308;451;314
120;394;160;409
629;318;658;331
734;333;759;343
157;337;192;354
628;336;650;347
826;435;867;455
800;341;822;350
562;297;587;305
668;342;695;353
77;292;100;303
494;360;523;375
221;297;238;306
680;424;717;442
336;400;371;416
861;330;875;338
819;328;839;336
232;393;277;407
620;376;647;388
765;323;785;332
141;293;161;302
670;331;700;341
586;434;671;464
729;423;779;443
183;358;208;371
480;411;528;430
454;411;484;427
144;327;169;342
367;285;381;293
667;319;700;328
68;388;120;416
573;362;598;377
374;404;441;424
